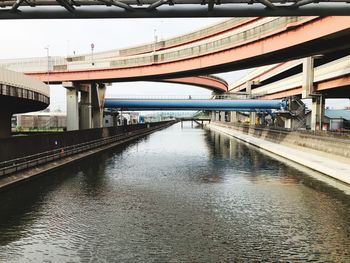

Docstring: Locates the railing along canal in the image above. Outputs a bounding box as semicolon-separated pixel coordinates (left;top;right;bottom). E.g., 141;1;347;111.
0;123;173;177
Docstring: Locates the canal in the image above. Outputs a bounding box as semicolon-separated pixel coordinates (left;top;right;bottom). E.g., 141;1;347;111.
0;123;349;262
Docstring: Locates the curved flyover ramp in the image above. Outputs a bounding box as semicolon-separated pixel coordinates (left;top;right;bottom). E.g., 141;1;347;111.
22;16;350;84
0;68;49;138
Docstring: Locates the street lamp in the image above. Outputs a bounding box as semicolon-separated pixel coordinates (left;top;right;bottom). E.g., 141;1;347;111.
153;29;158;53
91;43;95;66
45;46;50;86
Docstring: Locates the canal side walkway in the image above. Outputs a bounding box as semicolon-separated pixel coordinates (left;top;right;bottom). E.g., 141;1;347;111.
208;123;350;185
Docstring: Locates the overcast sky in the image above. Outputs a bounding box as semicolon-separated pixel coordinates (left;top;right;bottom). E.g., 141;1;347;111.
0;18;348;111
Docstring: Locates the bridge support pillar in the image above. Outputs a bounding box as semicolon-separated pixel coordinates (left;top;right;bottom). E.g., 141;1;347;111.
79;84;92;130
0;112;12;138
210;111;214;122
250;112;257;125
246;81;252;98
220;111;225;122
65;82;107;131
213;111;219;121
230;112;238;123
311;95;325;131
92;83;106;128
66;87;79;131
302;57;314;99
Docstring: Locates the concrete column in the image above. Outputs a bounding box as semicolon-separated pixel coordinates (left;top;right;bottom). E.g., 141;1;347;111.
209;111;214;122
302;57;314;99
0;112;12;138
311;95;325;131
230;111;238;123
224;111;230;122
219;111;225;122
112;112;118;127
214;111;219;121
66;88;79;131
246;81;252;98
79;85;92;129
91;83;106;128
250;112;257;125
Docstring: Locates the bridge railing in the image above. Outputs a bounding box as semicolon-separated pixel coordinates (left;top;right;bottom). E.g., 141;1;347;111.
117;18;252;57
109;17;307;68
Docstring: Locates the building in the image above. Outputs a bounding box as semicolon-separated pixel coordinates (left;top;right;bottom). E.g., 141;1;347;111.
13;112;66;131
103;111;140;127
306;109;350;131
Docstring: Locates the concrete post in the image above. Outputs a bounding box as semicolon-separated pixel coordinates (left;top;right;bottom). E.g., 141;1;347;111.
250;112;257;125
246;81;252;98
79;85;92;130
230;111;238;123
66;88;79;131
220;111;225;122
302;57;314;99
311;95;325;131
224;111;230;122
209;111;214;122
91;83;106;128
112;111;118;127
214;111;219;121
0;112;12;138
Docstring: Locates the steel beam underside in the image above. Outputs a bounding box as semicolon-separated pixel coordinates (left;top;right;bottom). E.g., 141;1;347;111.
1;4;350;19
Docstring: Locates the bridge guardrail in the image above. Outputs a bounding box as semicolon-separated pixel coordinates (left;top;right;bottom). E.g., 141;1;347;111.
110;17;306;69
0;122;174;177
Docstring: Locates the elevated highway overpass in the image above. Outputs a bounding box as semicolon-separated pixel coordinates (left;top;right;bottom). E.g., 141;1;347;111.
229;54;350;100
0;1;350;19
228;52;350;130
2;16;350;84
0;68;49;138
1;16;349;131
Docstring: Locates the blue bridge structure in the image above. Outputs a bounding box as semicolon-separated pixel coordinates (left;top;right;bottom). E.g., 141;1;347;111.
104;98;287;111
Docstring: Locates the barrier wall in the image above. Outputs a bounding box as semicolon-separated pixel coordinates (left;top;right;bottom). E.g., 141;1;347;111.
0;121;172;162
214;122;350;159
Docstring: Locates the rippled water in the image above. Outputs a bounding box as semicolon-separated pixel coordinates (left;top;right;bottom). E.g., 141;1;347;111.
0;123;350;262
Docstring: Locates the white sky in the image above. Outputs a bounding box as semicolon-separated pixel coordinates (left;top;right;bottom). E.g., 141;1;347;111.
0;18;348;111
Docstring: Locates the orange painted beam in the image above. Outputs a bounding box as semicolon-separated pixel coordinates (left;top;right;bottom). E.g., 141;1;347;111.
257;74;350;99
316;74;350;91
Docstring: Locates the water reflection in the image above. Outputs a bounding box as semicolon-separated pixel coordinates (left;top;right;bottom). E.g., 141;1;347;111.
0;122;349;262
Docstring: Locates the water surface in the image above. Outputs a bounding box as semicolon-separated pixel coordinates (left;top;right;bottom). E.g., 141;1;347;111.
0;123;349;262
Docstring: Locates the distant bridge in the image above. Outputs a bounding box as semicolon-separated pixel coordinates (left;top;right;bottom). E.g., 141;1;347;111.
176;117;212;128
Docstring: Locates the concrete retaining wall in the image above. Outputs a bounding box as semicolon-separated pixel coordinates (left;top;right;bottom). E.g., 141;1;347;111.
214;122;350;159
0;122;171;162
